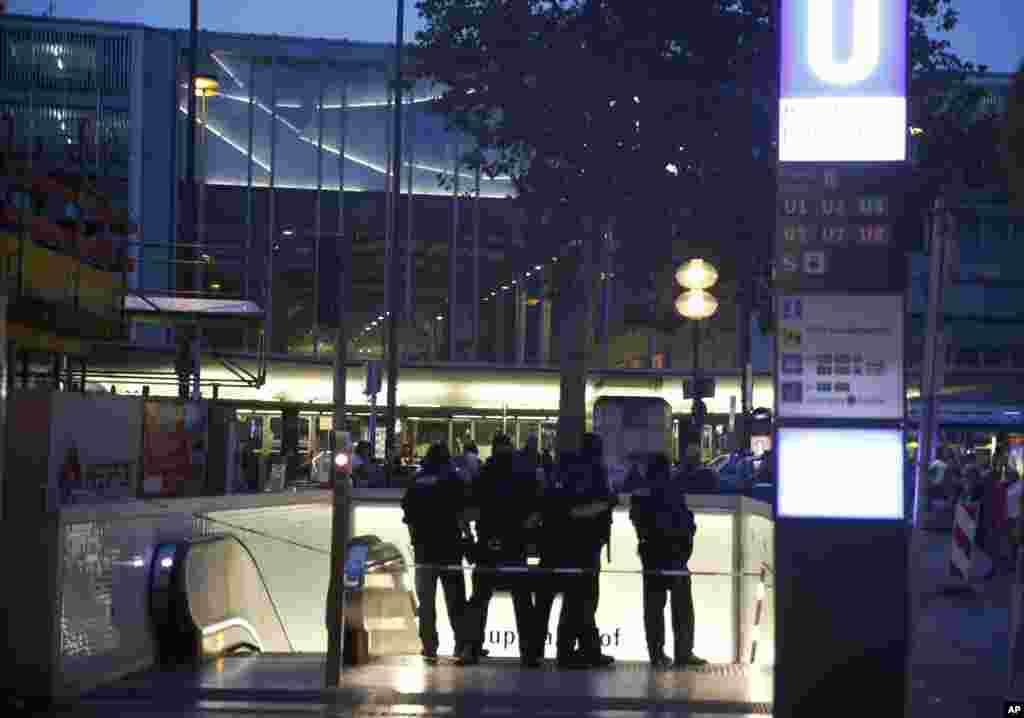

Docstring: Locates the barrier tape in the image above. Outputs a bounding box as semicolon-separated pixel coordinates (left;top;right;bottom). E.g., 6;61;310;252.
406;562;773;579
195;514;775;580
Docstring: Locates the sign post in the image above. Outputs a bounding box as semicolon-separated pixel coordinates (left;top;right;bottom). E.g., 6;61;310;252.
365;360;382;457
774;1;911;714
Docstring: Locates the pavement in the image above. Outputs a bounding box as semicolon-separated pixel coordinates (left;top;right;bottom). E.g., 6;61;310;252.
907;526;1015;718
7;524;1017;717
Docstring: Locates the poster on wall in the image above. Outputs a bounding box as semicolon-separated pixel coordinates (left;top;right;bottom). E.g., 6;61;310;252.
776;294;904;420
64;462;138;505
142;401;207;497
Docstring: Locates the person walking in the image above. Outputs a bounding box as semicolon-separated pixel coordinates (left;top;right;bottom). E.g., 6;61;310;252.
629;452;707;668
459;434;541;666
401;443;468;661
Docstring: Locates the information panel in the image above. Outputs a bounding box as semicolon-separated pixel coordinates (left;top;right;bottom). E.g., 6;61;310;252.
779;0;908;162
776;294;904;420
777;426;905;520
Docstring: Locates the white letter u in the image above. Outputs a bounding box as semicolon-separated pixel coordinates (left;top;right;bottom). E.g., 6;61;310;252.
807;0;882;86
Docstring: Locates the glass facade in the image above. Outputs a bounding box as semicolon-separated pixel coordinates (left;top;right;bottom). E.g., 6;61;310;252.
173;38;554;362
185;50;515;198
0;23;135;187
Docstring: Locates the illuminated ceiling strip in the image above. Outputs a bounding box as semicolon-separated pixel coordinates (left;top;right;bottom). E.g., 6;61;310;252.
211;52;245;89
211;54;443;108
204;178;508;198
177;105;271;172
212;90;512;182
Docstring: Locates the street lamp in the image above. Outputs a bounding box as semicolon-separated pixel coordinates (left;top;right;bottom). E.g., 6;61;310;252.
676;258;719;469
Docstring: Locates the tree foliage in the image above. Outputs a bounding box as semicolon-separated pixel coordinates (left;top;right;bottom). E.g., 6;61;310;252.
1004;62;1024;207
415;1;987;252
414;1;771;206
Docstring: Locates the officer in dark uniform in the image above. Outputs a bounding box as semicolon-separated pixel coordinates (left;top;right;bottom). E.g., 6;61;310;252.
534;437;616;669
459;434;542;666
629;452;707;668
401;443;468;660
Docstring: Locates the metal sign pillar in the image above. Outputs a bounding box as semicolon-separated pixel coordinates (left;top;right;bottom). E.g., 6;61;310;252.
773;1;911;715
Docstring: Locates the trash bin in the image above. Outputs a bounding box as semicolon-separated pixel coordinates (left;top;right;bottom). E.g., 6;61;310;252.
342;535;420;665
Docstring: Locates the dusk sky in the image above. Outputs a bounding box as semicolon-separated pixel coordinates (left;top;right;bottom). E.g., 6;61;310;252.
8;0;1024;73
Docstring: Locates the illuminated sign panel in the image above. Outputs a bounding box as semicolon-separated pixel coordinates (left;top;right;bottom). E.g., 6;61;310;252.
777;427;905;519
780;0;907;162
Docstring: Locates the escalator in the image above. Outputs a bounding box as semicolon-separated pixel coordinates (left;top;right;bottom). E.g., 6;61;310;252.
150;533;420;664
151;534;294;662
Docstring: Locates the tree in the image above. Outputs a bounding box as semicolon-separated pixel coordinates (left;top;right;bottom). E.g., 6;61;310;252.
412;0;977;449
1005;62;1024;207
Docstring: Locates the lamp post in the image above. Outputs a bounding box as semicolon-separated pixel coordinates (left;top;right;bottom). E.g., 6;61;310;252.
194;74;219;295
675;259;719;469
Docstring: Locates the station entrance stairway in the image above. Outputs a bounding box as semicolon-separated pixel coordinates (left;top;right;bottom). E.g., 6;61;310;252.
66;654;774;718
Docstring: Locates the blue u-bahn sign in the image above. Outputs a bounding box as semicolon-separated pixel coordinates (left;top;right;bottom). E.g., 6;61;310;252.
780;0;908;163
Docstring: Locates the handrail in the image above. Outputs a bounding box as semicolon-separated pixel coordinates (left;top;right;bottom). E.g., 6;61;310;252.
187;533;296;652
196;514;329;558
200;617;265;654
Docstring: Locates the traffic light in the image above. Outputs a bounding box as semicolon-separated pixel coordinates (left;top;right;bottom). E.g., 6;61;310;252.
334;451;351;472
317;448;352;489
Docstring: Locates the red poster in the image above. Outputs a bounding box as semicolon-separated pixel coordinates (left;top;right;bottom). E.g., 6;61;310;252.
142;402;192;497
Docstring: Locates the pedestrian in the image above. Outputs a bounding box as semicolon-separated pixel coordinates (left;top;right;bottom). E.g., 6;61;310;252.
519;433;542;477
630;452;707;668
352;440;372;485
458;434;541;667
401;442;468;661
534;436;617;669
541;448;555;485
455;441;481;484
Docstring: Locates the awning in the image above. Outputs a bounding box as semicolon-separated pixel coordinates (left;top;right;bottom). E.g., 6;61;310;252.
125;295;265;328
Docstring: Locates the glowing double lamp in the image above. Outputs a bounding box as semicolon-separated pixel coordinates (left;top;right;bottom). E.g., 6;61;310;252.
675;290;719;321
675;258;718;291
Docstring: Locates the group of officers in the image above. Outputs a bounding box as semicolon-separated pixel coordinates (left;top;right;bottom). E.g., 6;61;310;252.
401;432;707;669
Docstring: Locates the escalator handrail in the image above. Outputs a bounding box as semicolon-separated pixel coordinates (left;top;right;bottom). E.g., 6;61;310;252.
200;617;265;654
184;533;296;653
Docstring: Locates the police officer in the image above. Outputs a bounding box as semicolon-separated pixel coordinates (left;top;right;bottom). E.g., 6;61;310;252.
401;443;468;661
534;436;616;669
459;434;541;666
629;452;707;668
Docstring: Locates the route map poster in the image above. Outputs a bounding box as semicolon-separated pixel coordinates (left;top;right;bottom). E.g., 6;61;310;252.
776;294;904;420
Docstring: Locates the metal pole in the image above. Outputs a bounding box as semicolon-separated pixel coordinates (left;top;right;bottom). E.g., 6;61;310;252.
906;197;952;713
314;60;326;356
914;199;951;526
197;84;209;294
383;81;393;325
384;0;405;468
245;59;255;292
404;93;416;343
187;0;199;293
738;275;753;451
448;140;460;361
245;57;255;349
324;68;353;684
0;278;7;521
472;160;481;359
368;393;378;457
267;55;278;353
692;318;703;468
